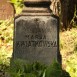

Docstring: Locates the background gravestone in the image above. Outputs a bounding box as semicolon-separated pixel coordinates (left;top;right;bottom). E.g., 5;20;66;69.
0;0;15;20
13;0;61;65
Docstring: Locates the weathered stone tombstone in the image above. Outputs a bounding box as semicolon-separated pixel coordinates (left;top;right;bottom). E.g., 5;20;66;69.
0;0;14;20
13;0;61;65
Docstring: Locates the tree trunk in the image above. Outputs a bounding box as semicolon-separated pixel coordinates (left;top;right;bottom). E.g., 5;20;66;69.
60;0;77;30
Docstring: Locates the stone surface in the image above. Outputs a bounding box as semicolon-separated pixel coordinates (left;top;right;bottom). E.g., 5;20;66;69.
24;0;51;7
13;0;61;65
0;0;14;20
13;15;60;65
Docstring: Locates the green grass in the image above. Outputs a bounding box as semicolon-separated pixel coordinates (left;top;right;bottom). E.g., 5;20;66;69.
7;59;67;77
0;4;77;76
0;19;77;77
60;28;77;77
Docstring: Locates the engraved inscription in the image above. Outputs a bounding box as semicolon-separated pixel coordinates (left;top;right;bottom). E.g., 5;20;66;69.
15;18;57;48
24;35;46;39
16;41;57;47
14;16;59;65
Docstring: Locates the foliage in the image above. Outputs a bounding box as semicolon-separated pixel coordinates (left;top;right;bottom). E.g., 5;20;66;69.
0;19;13;56
10;0;23;14
7;59;47;77
6;59;70;77
66;53;77;77
0;1;77;77
0;51;10;72
0;19;13;72
70;5;77;28
60;28;77;77
45;61;62;77
60;28;77;54
74;39;77;52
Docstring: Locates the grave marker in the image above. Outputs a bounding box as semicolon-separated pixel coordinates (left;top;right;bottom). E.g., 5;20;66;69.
13;0;61;65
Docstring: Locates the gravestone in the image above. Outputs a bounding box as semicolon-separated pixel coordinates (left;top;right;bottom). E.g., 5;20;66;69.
13;0;61;65
0;0;14;20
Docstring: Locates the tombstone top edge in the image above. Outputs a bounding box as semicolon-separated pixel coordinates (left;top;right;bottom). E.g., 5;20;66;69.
24;0;51;3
